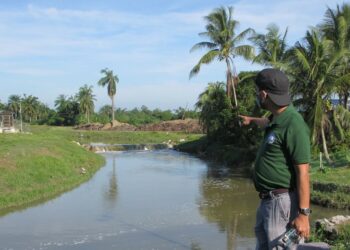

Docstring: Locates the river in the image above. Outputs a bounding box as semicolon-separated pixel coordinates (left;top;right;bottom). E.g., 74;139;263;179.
0;150;345;250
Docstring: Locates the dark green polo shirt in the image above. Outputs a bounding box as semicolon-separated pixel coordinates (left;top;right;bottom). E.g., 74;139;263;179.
254;105;310;192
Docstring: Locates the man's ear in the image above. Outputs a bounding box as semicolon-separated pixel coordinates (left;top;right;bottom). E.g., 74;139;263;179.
260;90;268;99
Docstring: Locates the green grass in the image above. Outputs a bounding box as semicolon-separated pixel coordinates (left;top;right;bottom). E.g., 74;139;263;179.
0;125;202;211
310;223;350;249
309;151;350;209
0;129;105;211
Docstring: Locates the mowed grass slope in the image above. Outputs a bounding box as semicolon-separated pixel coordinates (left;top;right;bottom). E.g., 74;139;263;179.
0;128;105;210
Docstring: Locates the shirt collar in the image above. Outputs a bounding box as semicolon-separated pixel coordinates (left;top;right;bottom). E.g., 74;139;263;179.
269;105;294;126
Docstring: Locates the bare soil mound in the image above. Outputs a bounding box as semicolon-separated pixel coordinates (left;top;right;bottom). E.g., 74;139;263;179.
74;120;136;131
138;119;202;133
102;120;137;131
75;119;203;133
74;123;104;130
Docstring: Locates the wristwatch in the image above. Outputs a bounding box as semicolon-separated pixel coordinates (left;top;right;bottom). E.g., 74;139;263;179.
299;208;312;216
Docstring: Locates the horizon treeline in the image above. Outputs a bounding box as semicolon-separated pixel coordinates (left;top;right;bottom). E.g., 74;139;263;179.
0;93;199;126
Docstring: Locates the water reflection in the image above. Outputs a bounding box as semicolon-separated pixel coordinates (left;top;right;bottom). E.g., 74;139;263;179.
104;155;118;208
198;163;259;250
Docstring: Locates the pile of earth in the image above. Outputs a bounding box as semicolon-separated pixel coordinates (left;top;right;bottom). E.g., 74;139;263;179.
74;120;136;131
75;119;203;133
138;119;202;133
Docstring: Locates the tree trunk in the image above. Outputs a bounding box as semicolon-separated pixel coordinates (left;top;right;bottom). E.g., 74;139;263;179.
225;59;232;100
231;74;238;108
111;96;115;121
225;59;238;107
344;93;349;109
321;120;332;165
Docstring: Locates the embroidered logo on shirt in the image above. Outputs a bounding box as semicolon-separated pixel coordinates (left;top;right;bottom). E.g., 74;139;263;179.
266;133;276;144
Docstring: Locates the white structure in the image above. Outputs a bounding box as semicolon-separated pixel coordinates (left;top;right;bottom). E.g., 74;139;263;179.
0;111;18;133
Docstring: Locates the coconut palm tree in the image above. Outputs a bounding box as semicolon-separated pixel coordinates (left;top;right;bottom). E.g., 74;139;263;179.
97;68;119;121
7;95;22;118
77;84;96;123
22;95;39;123
250;24;290;70
290;29;341;162
321;3;350;109
190;6;255;107
55;94;80;126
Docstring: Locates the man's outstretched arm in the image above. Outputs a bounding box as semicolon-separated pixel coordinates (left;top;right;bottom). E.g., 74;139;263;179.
239;115;270;128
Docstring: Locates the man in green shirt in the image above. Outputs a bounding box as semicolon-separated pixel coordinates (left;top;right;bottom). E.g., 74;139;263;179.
240;68;311;249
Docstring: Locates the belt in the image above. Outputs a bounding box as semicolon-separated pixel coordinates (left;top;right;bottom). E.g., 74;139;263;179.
258;188;291;200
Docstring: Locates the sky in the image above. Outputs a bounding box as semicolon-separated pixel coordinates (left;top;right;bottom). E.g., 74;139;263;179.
0;0;346;111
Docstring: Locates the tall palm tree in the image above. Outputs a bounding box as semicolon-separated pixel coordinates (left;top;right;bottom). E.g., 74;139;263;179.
22;95;39;123
290;29;341;162
321;3;350;109
77;84;96;123
97;68;119;121
7;95;22;118
190;6;255;107
250;24;290;70
55;94;80;125
55;94;69;113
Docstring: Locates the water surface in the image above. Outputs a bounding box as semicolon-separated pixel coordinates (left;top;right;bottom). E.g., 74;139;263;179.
0;150;345;250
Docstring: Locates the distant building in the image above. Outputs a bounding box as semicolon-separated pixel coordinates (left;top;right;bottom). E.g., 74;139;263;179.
0;111;18;133
331;99;350;109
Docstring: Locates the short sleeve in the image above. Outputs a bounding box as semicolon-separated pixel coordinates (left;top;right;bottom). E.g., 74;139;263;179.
285;120;311;165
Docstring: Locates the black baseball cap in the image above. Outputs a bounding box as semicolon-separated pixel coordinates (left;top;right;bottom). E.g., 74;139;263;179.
255;68;291;106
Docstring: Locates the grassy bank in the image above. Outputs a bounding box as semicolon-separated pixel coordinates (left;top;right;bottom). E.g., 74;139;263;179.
0;126;202;211
177;137;350;209
310;151;350;209
0;128;105;211
175;137;257;174
311;223;350;250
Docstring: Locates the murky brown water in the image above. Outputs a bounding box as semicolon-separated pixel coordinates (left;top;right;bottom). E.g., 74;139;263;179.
0;150;346;250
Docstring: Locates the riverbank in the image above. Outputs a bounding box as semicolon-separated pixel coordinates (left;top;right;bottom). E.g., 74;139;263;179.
0;128;105;211
176;137;350;209
0;126;202;211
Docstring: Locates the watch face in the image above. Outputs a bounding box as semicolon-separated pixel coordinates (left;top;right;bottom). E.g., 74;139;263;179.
300;208;312;216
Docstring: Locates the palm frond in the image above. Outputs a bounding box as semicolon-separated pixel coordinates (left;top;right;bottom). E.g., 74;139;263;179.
190;42;218;53
189;50;219;78
232;45;255;60
232;28;255;44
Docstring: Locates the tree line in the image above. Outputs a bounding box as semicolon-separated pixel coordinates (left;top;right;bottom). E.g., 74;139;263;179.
0;68;198;126
192;4;350;162
0;94;198;127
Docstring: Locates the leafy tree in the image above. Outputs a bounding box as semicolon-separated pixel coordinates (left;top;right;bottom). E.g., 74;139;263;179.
250;24;290;70
97;68;119;121
196;82;234;141
22;95;40;123
190;6;255;107
321;3;350;109
290;29;341;162
76;84;96;123
7;95;22;118
54;95;79;126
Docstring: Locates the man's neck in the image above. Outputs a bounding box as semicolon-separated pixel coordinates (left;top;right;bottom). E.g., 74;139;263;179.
271;105;288;117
